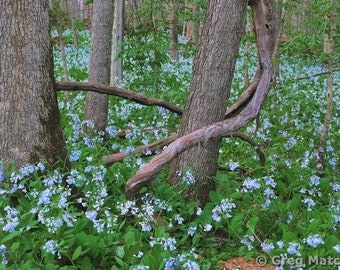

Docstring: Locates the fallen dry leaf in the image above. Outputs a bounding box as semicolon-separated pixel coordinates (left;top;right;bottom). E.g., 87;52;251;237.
219;256;276;270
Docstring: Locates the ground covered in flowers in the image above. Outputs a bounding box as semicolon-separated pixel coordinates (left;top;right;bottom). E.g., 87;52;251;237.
0;31;339;269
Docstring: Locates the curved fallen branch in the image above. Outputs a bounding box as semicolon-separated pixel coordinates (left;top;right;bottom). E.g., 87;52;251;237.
55;81;183;116
102;134;178;165
102;131;265;166
125;0;274;199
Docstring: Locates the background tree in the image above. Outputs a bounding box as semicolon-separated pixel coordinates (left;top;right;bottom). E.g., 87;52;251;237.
84;0;114;132
0;0;68;167
111;0;125;85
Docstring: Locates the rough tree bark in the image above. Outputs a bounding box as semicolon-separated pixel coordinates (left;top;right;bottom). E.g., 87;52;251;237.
84;0;114;132
166;0;248;205
126;0;277;203
169;2;179;61
0;0;68;167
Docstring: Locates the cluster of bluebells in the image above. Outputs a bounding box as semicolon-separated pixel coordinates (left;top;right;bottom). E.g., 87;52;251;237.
329;197;340;225
163;249;200;270
43;240;61;260
1;206;19;232
240;175;278;207
241;235;255;250
180;170;196;185
303;234;324;248
117;193;172;233
261;240;275;253
150;236;177;251
212;198;236;222
300;174;322;211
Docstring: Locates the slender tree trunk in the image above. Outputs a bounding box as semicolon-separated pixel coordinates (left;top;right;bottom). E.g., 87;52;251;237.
271;0;288;88
0;0;68;167
68;0;79;49
315;0;336;170
169;2;179;61
111;0;124;85
167;0;248;206
84;0;114;132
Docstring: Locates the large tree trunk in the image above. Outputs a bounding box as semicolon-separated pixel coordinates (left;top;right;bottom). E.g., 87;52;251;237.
84;0;114;132
0;0;68;167
167;0;248;205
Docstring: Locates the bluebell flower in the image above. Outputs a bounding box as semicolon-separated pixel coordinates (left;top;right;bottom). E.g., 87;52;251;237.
333;244;340;253
229;160;240;171
241;235;255;250
69;150;81;162
188;226;197;237
164;257;179;270
0;168;5;182
277;240;284;249
303;234;324;248
43;240;61;259
0;244;8;265
181;170;195;185
309;175;320;186
182;261;200;270
85;210;98;221
261;241;275;253
140;221;152;232
3;217;19;232
287;242;301;256
204;224;213;232
38;189;52;205
241;178;261;192
302;197;316;211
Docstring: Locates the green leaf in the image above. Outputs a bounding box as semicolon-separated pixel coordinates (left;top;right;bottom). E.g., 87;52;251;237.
72;245;82;261
1;231;22;244
80;257;92;270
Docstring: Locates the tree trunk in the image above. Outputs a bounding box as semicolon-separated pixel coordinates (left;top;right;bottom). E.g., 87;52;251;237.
167;0;248;205
192;2;200;50
111;0;124;85
68;0;79;49
84;0;114;132
315;0;336;170
169;2;179;61
0;0;68;167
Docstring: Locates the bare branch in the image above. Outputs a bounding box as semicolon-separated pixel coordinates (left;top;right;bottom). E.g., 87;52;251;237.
294;67;340;81
55;81;183;115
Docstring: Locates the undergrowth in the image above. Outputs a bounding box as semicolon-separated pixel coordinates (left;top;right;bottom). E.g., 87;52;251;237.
0;30;339;270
